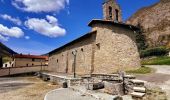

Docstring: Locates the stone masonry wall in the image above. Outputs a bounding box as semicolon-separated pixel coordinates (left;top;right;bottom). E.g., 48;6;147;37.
103;0;122;22
92;23;141;74
48;33;96;75
0;66;47;77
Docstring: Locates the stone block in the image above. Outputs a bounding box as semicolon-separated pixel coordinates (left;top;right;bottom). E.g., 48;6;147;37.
104;81;124;95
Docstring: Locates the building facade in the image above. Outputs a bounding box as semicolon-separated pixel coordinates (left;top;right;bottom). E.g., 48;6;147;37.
48;0;141;75
12;54;48;67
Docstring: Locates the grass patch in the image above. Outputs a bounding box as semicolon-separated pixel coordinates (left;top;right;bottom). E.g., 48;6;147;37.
126;66;152;74
142;56;170;65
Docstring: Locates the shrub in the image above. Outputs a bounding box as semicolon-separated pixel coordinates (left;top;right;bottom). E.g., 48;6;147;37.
140;46;169;58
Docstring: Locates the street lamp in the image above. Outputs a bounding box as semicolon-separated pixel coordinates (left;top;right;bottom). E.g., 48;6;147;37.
72;50;77;78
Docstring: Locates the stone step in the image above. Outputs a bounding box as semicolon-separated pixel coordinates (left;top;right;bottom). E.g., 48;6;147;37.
133;87;146;93
124;75;135;79
130;79;145;84
131;92;145;98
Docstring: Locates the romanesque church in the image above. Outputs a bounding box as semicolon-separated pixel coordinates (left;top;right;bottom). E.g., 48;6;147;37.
48;0;141;75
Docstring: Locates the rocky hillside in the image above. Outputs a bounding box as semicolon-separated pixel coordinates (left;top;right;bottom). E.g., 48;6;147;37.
0;42;17;56
126;0;170;48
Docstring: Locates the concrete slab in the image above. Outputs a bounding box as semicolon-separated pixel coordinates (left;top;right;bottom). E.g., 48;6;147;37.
69;85;121;100
44;88;96;100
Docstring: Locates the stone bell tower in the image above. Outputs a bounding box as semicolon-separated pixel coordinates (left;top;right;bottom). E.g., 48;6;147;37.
103;0;122;22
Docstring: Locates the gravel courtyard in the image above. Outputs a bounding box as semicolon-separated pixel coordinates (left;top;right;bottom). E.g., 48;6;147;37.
0;76;60;100
136;65;170;99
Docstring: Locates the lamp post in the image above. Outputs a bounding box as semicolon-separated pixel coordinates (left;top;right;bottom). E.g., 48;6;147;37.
72;50;77;78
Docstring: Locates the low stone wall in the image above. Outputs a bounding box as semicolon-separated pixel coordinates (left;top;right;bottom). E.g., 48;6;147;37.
40;72;83;87
0;66;47;77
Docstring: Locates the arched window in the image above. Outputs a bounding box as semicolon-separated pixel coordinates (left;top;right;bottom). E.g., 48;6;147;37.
115;9;119;21
109;6;112;19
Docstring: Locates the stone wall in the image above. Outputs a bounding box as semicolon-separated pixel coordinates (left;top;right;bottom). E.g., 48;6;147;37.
92;23;141;74
103;0;122;22
48;33;96;75
0;66;47;77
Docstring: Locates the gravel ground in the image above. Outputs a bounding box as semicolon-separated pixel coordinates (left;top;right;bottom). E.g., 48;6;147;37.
0;76;60;100
136;65;170;99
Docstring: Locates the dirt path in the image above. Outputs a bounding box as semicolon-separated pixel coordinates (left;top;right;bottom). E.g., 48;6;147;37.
0;76;60;100
136;65;170;99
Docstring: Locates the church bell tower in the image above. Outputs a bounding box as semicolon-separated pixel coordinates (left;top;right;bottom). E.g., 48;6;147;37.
103;0;122;22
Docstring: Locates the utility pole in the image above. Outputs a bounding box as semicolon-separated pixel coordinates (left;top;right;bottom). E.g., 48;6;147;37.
72;50;77;78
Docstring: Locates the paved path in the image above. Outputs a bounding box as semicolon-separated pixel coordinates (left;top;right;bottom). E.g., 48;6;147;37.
148;65;170;75
136;65;170;99
44;88;96;100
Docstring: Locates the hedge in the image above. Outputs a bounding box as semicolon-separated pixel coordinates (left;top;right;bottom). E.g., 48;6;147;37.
140;47;169;58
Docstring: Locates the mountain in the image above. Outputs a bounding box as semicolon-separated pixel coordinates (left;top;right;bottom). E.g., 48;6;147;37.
0;42;17;56
126;0;170;48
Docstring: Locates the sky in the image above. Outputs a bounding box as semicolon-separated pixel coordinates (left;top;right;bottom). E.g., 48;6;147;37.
0;0;159;55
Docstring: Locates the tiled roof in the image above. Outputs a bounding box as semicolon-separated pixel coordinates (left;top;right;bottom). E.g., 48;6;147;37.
14;54;48;60
88;19;140;30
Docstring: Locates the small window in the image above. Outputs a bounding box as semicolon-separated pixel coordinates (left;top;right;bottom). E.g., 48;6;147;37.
115;9;119;21
109;6;112;19
96;43;100;50
26;64;28;67
32;58;35;61
57;59;58;63
32;63;34;66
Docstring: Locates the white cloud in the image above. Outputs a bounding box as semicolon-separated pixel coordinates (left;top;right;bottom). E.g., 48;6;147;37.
46;15;58;25
25;36;30;40
0;24;24;41
0;14;22;25
0;34;9;41
25;15;66;38
12;0;69;13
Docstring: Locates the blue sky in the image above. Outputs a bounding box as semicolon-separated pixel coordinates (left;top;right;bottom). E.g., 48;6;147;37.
0;0;159;55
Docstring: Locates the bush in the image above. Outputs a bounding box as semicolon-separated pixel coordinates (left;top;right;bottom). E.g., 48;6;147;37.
126;66;152;74
140;47;169;58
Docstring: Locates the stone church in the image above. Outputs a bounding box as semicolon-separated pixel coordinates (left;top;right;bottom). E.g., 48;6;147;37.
48;0;141;75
